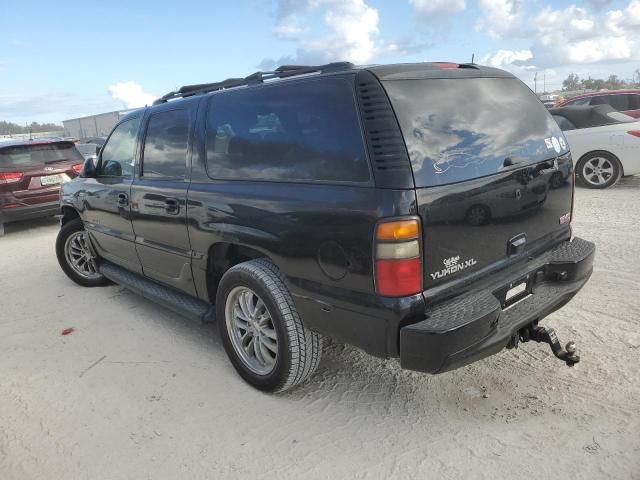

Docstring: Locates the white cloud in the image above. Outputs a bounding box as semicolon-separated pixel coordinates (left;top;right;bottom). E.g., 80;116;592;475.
479;0;640;72
480;49;533;69
409;0;466;17
606;0;640;34
528;4;636;68
0;92;122;124
586;0;613;9
108;81;155;109
262;0;381;68
475;0;524;38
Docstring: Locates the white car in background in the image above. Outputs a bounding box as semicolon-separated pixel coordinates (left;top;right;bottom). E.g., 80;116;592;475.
550;105;640;189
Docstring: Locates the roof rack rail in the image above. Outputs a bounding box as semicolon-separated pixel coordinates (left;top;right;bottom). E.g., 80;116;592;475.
152;61;355;105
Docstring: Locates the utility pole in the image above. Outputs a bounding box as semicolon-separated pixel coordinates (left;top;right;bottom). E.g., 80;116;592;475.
534;72;538;94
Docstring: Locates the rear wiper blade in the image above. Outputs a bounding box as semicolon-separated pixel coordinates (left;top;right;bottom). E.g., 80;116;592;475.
502;157;527;167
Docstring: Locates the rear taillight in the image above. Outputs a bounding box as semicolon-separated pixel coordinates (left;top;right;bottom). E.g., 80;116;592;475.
0;172;24;184
374;219;422;297
627;130;640;138
72;163;83;173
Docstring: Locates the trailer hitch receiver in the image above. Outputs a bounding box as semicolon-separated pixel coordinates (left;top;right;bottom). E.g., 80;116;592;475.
510;323;580;366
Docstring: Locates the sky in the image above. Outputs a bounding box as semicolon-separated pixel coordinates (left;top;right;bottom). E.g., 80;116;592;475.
0;0;639;124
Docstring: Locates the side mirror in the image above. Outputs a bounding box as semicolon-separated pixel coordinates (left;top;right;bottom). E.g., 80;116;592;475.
81;157;97;178
102;160;122;177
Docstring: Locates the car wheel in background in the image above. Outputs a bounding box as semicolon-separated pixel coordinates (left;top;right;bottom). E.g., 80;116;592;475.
216;258;324;392
56;218;109;287
576;151;622;189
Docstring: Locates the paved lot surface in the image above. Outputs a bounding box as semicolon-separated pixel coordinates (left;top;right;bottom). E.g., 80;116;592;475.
1;177;639;480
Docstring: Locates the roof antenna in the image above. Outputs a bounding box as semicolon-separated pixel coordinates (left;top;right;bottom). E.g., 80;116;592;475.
471;53;475;64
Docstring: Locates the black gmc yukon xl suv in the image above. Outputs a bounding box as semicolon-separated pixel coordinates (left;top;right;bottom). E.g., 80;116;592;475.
56;62;595;392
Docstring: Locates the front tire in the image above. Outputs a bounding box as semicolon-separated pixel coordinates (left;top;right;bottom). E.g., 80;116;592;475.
576;152;622;189
56;218;108;287
216;258;324;392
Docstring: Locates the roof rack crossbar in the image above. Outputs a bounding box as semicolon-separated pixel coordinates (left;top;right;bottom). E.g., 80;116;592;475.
152;61;354;105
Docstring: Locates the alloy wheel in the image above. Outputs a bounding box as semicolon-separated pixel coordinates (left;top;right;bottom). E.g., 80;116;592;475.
225;286;278;375
64;231;101;279
582;157;614;187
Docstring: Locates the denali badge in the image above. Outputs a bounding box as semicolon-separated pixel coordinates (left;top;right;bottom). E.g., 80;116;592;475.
559;212;571;225
430;255;478;280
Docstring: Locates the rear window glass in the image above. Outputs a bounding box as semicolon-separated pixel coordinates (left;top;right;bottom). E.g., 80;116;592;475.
384;78;567;187
205;77;369;183
0;142;84;169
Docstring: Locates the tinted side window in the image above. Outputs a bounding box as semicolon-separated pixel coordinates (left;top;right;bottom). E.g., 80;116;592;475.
99;117;141;177
141;109;189;179
610;94;630;111
553;115;576;131
205;78;369;183
591;94;629;111
628;94;640;109
566;97;590;106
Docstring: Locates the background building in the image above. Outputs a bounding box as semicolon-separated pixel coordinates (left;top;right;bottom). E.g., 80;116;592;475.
63;109;137;138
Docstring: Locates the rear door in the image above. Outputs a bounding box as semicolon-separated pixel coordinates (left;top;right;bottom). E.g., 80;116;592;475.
129;103;195;294
80;116;142;273
384;76;574;290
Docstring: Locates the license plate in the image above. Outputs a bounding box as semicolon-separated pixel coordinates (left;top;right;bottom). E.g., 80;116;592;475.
40;174;62;186
505;282;527;301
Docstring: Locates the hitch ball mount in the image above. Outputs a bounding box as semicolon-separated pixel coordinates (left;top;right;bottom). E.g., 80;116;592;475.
508;322;580;366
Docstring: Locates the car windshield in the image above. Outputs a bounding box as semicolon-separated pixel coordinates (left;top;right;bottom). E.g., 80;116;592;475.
0;142;84;169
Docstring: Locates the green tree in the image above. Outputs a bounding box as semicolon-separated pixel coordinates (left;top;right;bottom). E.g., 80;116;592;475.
562;73;582;91
0;120;63;135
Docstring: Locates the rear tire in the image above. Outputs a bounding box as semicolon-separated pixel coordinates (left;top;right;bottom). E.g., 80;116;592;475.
576;151;622;189
216;258;324;392
56;218;108;287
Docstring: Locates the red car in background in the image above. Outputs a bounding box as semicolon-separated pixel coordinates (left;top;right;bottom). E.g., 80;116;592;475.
557;89;640;118
0;139;84;235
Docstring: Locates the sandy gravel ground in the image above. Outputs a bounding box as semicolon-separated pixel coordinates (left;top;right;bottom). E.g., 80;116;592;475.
1;177;639;480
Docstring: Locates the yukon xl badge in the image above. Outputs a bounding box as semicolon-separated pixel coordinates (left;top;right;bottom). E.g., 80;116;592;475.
430;255;478;280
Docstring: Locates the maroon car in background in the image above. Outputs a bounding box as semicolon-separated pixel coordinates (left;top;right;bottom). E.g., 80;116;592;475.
557;89;640;118
0;139;84;235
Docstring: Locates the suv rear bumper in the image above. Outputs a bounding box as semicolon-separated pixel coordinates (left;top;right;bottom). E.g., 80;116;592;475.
400;237;595;373
0;200;60;223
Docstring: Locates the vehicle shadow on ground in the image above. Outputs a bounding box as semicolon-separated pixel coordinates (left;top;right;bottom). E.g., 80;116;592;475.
90;284;603;432
1;216;59;236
